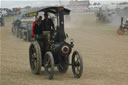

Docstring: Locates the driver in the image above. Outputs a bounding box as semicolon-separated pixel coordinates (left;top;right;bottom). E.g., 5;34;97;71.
42;12;55;32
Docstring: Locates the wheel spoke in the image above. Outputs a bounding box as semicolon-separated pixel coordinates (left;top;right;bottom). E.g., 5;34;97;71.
44;52;54;79
75;67;78;74
60;65;63;69
48;67;51;72
77;67;80;74
47;57;51;64
30;46;38;69
34;60;37;67
45;56;52;73
76;55;80;61
74;58;77;63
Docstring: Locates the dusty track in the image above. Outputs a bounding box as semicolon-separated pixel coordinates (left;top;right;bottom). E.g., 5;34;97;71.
1;13;128;85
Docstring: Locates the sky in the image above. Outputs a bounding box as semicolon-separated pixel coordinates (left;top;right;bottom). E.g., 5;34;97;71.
0;0;128;8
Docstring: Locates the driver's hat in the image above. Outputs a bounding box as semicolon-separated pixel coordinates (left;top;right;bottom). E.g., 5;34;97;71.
44;12;48;16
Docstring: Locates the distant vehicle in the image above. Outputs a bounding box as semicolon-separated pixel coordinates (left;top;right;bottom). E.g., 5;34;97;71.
0;13;5;26
12;13;34;41
19;18;34;41
12;13;24;36
96;7;115;23
117;17;128;35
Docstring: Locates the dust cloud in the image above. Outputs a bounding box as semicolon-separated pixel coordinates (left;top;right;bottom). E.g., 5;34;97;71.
109;8;128;28
65;13;95;29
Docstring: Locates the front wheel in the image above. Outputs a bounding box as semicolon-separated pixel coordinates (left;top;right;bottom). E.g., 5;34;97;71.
57;56;69;73
72;51;83;78
44;52;54;80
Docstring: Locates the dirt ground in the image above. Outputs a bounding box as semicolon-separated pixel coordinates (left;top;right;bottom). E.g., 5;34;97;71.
0;13;128;85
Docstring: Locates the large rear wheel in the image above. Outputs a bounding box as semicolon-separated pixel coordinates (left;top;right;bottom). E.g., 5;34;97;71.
44;52;54;80
29;41;42;75
72;51;83;78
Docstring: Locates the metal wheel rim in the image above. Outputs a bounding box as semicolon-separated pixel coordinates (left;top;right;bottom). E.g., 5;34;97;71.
72;51;83;78
45;55;52;74
30;45;38;70
44;52;54;80
73;54;81;75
